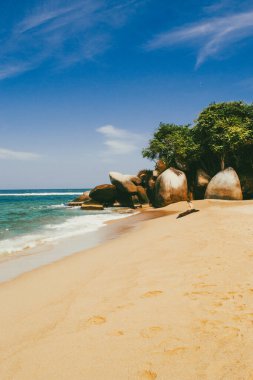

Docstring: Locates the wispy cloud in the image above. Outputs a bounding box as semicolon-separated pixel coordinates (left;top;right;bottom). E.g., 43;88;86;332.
97;125;142;155
0;0;142;80
0;148;40;160
146;9;253;67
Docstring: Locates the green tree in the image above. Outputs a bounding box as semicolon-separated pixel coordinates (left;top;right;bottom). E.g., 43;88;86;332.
142;123;200;171
193;101;253;171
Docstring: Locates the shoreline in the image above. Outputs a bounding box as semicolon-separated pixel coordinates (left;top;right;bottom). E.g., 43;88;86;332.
1;199;253;379
0;207;171;283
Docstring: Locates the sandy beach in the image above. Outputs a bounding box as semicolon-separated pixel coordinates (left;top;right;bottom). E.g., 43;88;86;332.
1;199;253;379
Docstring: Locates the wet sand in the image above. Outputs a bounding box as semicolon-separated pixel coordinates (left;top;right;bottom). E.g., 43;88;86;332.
0;208;171;283
1;200;253;379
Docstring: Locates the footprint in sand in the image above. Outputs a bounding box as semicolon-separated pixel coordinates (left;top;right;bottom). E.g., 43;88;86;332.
139;370;157;379
140;326;163;338
87;316;106;325
142;290;163;298
78;315;107;330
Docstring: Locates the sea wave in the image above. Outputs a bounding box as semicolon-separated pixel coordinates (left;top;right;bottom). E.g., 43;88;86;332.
0;212;130;255
0;192;83;196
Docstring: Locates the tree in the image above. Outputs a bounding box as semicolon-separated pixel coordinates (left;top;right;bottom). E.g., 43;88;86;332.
193;101;253;171
142;123;200;171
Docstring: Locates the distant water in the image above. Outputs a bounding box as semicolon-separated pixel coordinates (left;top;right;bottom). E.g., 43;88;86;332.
0;189;128;256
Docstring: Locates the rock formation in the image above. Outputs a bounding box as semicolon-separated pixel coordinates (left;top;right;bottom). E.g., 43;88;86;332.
136;186;149;205
89;184;117;205
81;200;104;210
194;169;211;199
239;173;253;199
205;167;243;200
155;167;188;207
109;171;137;194
72;191;91;203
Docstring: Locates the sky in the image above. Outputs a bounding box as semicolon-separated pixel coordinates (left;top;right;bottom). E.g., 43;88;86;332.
1;0;253;189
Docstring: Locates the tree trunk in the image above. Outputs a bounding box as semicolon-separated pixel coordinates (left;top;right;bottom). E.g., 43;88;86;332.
221;155;225;171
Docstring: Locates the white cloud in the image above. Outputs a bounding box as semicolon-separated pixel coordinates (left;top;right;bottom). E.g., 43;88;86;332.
0;0;142;80
145;9;253;67
0;148;40;160
97;125;142;155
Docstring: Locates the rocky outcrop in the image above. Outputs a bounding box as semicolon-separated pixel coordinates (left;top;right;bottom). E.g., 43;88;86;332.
68;202;84;206
81;200;104;210
155;160;167;175
205;167;243;200
194;169;211;200
196;169;211;188
116;191;135;208
89;184;117;205
71;191;90;203
136;186;149;205
239;173;253;199
124;175;142;186
155;167;188;207
109;171;137;194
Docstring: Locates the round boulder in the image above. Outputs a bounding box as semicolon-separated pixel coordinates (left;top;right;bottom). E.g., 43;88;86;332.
205;167;243;200
155;167;188;207
89;184;117;204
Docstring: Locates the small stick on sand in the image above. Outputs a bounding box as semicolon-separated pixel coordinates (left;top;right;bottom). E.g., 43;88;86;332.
177;200;199;219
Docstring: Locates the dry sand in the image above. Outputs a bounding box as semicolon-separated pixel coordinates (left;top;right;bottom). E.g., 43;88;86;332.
1;200;253;379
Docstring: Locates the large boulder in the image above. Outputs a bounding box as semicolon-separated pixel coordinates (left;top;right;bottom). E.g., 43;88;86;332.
71;191;91;203
124;175;142;186
109;171;137;194
89;184;117;205
205;167;243;200
155;167;188;207
81;200;104;210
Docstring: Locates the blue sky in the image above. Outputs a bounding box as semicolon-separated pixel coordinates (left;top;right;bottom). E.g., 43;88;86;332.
1;0;253;189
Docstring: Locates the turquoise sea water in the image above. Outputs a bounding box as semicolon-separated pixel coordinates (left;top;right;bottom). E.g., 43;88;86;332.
0;189;126;255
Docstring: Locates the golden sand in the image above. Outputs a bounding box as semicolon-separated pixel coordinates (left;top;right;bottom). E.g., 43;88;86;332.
1;200;253;379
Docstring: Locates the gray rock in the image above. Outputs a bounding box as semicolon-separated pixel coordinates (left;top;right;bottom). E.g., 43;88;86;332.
205;167;243;200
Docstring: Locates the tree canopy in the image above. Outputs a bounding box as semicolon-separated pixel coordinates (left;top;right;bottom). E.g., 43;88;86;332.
142;123;200;171
194;101;253;171
143;101;253;177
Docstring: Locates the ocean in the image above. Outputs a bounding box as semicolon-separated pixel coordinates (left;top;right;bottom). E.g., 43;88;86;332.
0;189;129;256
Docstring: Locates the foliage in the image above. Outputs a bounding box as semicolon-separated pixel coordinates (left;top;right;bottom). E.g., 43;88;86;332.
142;123;200;171
142;102;253;179
194;101;253;171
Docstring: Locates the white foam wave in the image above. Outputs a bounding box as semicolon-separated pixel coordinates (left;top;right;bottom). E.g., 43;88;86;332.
0;192;83;196
0;212;131;255
46;204;68;209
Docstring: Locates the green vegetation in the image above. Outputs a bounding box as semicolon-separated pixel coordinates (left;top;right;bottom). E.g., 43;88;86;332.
143;101;253;178
142;123;200;171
